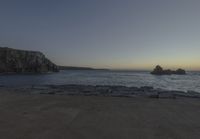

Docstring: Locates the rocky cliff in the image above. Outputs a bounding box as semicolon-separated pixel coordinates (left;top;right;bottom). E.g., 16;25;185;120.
0;47;59;73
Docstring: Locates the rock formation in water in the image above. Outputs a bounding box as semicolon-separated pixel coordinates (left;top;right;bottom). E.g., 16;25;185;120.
0;47;59;73
174;68;186;75
151;65;186;75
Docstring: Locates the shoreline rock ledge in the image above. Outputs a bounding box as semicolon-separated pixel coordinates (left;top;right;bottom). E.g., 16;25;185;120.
0;47;59;73
151;65;186;75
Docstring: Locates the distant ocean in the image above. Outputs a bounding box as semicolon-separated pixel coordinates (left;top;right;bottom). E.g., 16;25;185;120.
0;70;200;93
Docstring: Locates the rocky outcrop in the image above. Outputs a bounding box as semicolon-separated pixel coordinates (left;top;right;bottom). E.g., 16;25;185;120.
0;47;59;73
174;69;186;75
17;84;200;98
151;65;186;75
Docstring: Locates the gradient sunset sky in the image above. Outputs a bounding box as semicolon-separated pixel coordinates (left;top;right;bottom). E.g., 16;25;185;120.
0;0;200;70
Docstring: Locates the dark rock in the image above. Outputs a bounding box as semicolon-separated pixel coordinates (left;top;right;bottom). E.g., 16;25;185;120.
186;91;200;98
140;86;154;91
151;65;164;75
0;47;59;73
174;69;186;75
163;69;173;75
158;91;176;99
148;94;159;98
187;90;198;94
47;91;56;95
151;65;186;75
95;86;112;94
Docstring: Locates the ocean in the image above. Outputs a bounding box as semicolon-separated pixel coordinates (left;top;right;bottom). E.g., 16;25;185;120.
0;70;200;93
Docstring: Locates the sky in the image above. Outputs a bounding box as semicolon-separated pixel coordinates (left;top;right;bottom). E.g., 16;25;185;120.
0;0;200;70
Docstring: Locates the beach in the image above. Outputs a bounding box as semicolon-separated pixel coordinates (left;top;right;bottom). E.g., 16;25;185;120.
0;86;200;139
1;0;200;138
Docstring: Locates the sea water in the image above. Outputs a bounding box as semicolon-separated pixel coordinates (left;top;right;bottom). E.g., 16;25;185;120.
0;70;199;92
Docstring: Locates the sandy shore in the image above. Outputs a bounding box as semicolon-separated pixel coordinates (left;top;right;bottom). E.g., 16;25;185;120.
0;87;200;139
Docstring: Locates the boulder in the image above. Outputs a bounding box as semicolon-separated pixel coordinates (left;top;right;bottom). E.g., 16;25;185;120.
0;47;59;73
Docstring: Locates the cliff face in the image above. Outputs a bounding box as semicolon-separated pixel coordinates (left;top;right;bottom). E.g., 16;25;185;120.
0;47;59;73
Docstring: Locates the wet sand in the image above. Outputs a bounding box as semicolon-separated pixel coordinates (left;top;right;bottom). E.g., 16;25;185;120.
0;89;200;139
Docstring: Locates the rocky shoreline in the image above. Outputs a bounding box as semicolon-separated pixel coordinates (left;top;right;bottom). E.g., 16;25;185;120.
2;84;200;99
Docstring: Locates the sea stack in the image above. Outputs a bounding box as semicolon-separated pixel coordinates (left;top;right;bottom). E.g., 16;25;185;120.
151;65;186;75
0;47;59;73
